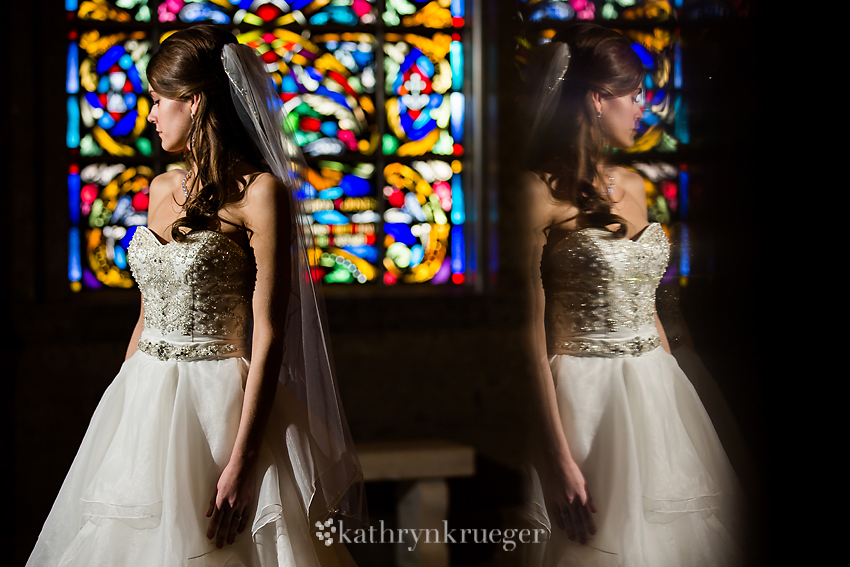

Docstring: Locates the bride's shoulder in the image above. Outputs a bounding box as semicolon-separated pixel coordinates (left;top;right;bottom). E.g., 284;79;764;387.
149;169;184;197
147;169;184;209
242;172;287;201
518;170;549;195
239;172;291;221
150;168;184;188
516;170;575;232
518;170;561;209
612;167;645;198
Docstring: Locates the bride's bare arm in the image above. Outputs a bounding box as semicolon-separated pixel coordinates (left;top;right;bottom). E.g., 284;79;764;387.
518;172;596;542
206;173;291;548
518;175;574;467
231;173;291;468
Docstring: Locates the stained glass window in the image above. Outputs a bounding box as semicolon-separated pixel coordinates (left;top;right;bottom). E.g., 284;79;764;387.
157;0;378;26
382;33;464;157
70;0;153;22
383;0;465;28
517;0;748;23
67;29;153;158
299;161;379;284
235;29;379;157
67;0;474;291
68;162;153;291
382;159;465;284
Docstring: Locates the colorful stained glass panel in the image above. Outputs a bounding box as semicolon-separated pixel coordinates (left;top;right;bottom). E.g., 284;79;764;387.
158;0;378;26
382;159;465;284
383;33;464;157
300;162;379;284
628;161;686;227
623;28;684;152
235;30;378;157
516;0;596;23
68;0;474;289
69;0;152;22
69;30;153;158
69;163;152;291
383;0;465;28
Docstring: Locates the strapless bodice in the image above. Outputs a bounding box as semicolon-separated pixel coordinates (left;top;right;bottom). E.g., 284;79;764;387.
541;223;670;357
127;227;255;361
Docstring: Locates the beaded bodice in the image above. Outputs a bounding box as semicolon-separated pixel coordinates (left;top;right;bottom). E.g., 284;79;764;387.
541;223;670;356
127;227;254;359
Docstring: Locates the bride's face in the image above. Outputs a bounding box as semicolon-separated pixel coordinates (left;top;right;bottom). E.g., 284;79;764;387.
147;89;194;153
599;88;644;150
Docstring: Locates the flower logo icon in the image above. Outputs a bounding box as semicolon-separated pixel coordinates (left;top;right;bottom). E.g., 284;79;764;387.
314;518;336;546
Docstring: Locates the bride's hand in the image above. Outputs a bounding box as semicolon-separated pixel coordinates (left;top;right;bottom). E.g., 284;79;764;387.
206;460;257;548
542;456;597;544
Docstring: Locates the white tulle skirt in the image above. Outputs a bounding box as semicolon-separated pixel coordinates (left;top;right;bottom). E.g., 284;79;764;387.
26;349;355;567
528;345;745;567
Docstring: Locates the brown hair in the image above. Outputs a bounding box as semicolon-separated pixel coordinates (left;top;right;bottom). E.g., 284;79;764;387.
524;23;644;237
146;25;265;241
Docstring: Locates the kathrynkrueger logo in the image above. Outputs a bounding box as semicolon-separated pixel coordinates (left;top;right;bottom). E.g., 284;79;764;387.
314;520;547;551
315;519;337;546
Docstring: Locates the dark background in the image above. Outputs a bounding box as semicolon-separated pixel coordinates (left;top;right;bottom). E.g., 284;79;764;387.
7;2;769;566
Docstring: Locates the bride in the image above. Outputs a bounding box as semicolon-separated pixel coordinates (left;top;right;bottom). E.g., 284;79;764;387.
27;25;364;566
519;23;745;567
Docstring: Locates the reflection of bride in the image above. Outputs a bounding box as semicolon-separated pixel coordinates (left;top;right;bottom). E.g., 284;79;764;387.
27;25;364;566
518;23;745;566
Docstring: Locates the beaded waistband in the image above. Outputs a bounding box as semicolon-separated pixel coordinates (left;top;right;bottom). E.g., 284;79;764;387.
550;333;661;358
138;337;246;362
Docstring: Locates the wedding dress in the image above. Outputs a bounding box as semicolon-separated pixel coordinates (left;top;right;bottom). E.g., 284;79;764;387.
529;222;744;567
26;226;356;567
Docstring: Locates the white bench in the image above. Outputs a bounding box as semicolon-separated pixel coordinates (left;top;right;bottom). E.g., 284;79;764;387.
357;440;476;567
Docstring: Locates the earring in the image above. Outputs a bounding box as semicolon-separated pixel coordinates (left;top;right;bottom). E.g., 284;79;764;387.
191;109;195;121
598;110;603;118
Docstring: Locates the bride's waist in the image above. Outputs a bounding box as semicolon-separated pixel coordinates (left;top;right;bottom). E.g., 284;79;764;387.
547;325;660;358
138;329;249;362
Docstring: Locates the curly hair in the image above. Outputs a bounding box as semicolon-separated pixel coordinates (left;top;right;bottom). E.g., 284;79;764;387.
146;25;266;241
524;23;644;237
